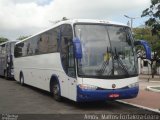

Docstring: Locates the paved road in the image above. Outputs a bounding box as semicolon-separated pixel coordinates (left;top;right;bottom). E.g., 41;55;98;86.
0;78;159;119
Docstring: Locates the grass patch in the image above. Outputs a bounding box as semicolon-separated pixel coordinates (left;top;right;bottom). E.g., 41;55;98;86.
150;87;160;90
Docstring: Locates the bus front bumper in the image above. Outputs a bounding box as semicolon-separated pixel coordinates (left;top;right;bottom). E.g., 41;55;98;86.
76;86;139;102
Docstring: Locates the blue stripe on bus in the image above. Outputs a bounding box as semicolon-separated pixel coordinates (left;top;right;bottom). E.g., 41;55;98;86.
76;86;139;102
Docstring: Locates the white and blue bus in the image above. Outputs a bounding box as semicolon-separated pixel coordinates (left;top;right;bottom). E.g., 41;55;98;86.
0;41;18;79
14;19;151;102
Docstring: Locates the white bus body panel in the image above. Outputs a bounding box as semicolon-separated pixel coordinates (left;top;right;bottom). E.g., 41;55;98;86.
14;53;77;101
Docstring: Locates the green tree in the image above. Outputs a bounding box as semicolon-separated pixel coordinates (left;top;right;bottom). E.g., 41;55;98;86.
133;27;160;78
17;35;30;41
0;37;8;43
142;0;160;36
141;0;160;77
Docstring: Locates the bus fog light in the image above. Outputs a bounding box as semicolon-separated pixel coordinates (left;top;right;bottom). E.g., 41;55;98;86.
79;84;98;90
128;82;139;88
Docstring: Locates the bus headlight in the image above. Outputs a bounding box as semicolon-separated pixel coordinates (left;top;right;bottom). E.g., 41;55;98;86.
79;84;98;90
128;82;139;88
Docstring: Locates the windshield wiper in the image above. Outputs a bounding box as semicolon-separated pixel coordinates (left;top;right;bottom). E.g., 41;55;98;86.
114;48;129;76
98;47;109;74
105;27;114;76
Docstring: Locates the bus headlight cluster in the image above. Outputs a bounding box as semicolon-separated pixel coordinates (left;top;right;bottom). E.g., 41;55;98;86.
128;82;139;88
79;84;98;90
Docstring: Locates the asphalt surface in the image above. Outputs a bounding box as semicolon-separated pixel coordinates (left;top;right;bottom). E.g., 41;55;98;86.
0;77;159;120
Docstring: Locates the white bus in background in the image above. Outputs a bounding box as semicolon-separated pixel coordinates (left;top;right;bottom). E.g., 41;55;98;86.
14;19;151;102
0;41;18;79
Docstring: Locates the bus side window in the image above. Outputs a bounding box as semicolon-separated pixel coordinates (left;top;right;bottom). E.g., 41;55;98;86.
1;44;6;55
38;34;49;54
0;46;1;54
36;28;59;54
48;28;58;53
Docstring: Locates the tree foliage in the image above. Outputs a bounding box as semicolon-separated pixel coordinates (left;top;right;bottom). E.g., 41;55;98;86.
134;27;160;58
141;0;160;36
0;37;8;43
17;35;30;41
141;0;160;77
133;27;160;77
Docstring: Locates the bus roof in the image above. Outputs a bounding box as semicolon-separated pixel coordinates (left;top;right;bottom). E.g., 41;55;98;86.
16;19;128;44
0;40;18;46
71;19;127;26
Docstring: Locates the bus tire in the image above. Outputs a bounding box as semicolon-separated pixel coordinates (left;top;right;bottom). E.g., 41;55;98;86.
51;80;62;101
4;70;8;79
20;72;24;86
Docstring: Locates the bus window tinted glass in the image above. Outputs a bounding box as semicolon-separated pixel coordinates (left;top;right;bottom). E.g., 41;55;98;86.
15;27;59;57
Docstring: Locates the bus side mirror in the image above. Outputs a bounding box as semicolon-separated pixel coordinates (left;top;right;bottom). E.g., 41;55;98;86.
73;37;82;59
134;40;151;60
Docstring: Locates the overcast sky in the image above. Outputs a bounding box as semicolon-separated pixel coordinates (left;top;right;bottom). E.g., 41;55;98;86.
0;0;151;40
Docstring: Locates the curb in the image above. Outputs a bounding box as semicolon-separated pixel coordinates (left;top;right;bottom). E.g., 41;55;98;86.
146;86;160;93
149;81;160;83
139;80;160;83
139;80;148;82
117;100;160;114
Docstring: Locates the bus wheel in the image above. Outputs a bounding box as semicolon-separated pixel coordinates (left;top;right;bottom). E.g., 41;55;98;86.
52;81;62;101
4;70;8;79
20;73;24;86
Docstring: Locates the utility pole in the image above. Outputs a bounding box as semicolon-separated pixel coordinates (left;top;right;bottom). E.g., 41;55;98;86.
124;15;138;31
127;21;130;27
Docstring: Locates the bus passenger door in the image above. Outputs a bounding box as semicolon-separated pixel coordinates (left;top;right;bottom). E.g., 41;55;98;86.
60;37;77;100
60;24;77;100
67;43;77;101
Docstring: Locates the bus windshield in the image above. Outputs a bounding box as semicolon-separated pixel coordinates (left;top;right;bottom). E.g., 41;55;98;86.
74;24;138;79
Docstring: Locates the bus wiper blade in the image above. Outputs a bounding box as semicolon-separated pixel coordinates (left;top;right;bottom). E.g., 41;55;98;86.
98;61;108;74
98;47;110;74
114;48;129;76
